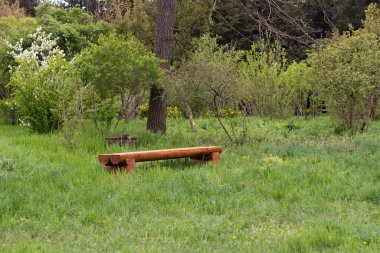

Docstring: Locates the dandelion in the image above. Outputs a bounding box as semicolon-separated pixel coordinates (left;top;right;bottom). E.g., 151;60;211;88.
218;184;225;189
231;235;237;240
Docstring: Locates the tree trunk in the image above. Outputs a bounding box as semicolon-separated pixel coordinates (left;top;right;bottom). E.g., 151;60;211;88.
183;99;196;131
147;0;176;133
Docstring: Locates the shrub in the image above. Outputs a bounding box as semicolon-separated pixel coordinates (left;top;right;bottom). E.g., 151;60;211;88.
9;53;81;134
239;39;289;117
308;4;380;132
279;61;312;117
8;29;82;135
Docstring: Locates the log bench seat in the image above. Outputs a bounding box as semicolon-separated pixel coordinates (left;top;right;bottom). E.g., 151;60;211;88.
98;146;223;173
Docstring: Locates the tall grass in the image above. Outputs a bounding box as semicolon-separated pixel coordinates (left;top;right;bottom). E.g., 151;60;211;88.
0;117;379;252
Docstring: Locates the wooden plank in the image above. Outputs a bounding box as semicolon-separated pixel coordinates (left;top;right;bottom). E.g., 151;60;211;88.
113;146;222;164
99;146;222;165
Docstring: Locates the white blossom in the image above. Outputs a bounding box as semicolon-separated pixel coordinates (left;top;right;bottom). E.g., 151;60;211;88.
7;27;65;71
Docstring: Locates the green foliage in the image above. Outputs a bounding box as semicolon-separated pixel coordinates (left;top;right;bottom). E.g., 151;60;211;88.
115;0;156;49
0;16;36;98
364;3;380;35
309;4;380;132
9;52;81;134
279;61;312;117
114;0;214;64
76;33;163;131
77;33;162;99
239;39;290;117
36;3;112;58
172;0;215;65
0;16;36;41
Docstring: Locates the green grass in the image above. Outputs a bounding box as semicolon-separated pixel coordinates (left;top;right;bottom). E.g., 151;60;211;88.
0;117;379;252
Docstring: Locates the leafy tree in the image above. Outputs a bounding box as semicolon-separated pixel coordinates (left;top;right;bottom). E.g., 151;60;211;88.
0;16;35;41
76;33;163;132
172;0;214;64
36;3;112;58
115;0;156;49
114;0;214;63
308;4;380;132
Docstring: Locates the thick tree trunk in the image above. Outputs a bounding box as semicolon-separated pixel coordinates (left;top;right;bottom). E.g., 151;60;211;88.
147;86;168;132
147;0;176;133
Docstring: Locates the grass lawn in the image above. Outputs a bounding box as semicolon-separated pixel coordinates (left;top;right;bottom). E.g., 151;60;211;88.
0;117;379;252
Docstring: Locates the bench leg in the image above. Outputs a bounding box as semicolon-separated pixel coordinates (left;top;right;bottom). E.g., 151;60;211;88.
104;159;136;173
125;159;136;173
210;152;220;164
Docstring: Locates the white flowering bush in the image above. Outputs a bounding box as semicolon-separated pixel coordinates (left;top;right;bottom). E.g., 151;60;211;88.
8;28;81;135
7;27;64;70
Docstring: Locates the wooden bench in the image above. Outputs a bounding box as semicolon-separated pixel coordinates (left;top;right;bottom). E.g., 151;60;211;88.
98;146;223;173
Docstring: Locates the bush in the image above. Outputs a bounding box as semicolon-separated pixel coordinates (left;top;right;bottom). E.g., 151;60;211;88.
308;4;380;132
239;39;289;117
8;29;82;134
279;62;312;117
9;53;80;134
